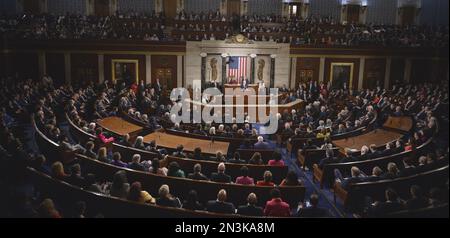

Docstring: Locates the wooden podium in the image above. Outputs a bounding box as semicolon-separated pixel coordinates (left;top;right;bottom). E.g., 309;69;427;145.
223;84;259;92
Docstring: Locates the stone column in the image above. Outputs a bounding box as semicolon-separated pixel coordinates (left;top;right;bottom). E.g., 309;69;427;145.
145;54;152;85
290;57;297;89
177;55;183;88
177;0;184;14
64;53;71;85
318;57;325;83
270;54;276;88
249;54;256;84
240;0;248;16
221;53;228;85
98;54;105;83
404;58;412;83
38;51;46;78
358;57;365;90
200;52;207;88
86;0;94;15
384;57;392;89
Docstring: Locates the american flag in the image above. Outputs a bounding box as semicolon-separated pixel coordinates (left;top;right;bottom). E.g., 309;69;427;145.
228;56;247;81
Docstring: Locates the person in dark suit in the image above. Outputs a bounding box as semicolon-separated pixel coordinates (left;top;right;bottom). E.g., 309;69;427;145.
183;190;204;211
206;189;235;214
371;188;404;217
334;166;365;190
405;185;429;210
368;144;382;159
319;148;339;169
237;193;263;216
297;193;330;218
156;184;181;208
187;163;209;181
339;148;358;163
153;78;162;96
254;136;270;150
380;162;399;180
66;164;85;188
240;77;250;90
210;163;231;183
172;144;187;158
398;159;417;177
128;154;146;171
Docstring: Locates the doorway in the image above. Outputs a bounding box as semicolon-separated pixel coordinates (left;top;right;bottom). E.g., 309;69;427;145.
95;0;110;16
227;0;241;16
164;0;177;18
154;68;174;90
346;5;360;24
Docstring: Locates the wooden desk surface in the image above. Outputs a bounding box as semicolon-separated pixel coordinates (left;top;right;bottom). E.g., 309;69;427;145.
383;116;413;132
97;117;143;137
143;132;230;155
333;129;403;151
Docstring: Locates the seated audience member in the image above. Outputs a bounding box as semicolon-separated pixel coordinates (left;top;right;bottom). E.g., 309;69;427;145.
183;190;204;211
382;142;395;156
237;193;264;216
32;155;51;174
111;152;127;168
133;136;147;150
66;164;85;187
127;181;155;204
399;159;416;177
172;145;187;158
83;141;96;158
120;134;133;147
339;148;358;163
211;163;231;183
96;127;114;144
128;154;146;171
254;136;270;150
256;171;275;186
167;161;185;178
405;185;429;210
37;199;62;218
428;187;445;207
192;147;204;160
318;148;338;169
84;173;104;194
73;201;87;218
297;193;330;218
303;139;318;150
156;184;181;208
249;152;263;165
109;170;130;199
371;188;404;217
364;166;383;182
334;166;365;190
206;189;236;214
215;151;226;162
280;170;302;186
51;161;69;180
239;139;253;149
368;144;382;159
59;134;86;154
96;147;111;163
264;188;290;217
148;158;167;175
235;166;254;185
187;163;209;181
380;162;399;179
268;151;285;166
228;152;245;164
359;145;370;161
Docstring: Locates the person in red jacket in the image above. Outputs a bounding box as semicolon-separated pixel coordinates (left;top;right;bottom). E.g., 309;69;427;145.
96;127;114;144
264;188;291;217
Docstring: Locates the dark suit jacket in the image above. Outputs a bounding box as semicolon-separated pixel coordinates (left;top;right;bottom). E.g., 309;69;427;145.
237;205;264;216
187;172;209;181
211;172;231;183
254;141;270;150
297;206;330;218
373;201;404;217
206;201;235;214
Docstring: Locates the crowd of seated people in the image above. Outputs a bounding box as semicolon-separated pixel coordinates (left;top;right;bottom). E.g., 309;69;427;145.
1;12;448;47
362;184;449;217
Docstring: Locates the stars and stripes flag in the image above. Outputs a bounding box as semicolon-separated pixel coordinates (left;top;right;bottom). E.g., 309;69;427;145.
228;56;247;81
